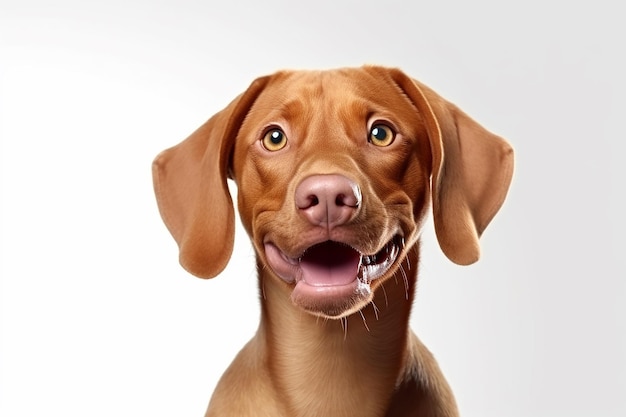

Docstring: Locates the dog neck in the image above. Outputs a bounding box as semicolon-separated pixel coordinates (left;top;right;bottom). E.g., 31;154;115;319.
256;246;420;417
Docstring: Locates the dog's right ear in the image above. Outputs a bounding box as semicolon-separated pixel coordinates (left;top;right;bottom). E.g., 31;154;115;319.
152;76;269;278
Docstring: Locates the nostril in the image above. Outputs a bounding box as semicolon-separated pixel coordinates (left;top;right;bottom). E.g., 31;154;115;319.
298;195;319;210
336;188;360;208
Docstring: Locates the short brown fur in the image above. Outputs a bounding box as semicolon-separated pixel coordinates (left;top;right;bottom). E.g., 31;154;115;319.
153;66;514;416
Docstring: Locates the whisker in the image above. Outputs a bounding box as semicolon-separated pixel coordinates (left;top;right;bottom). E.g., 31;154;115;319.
259;264;268;300
359;310;370;332
399;264;410;300
380;282;389;307
370;300;380;321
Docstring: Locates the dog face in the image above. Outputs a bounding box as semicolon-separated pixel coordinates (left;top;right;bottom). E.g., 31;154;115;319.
232;69;433;317
153;66;514;319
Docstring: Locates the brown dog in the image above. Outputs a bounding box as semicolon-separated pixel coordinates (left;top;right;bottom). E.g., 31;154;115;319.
152;66;514;417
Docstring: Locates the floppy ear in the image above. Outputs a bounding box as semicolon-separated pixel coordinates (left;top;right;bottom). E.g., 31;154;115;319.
152;76;269;278
386;68;514;265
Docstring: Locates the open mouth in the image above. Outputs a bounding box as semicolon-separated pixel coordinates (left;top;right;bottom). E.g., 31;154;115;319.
263;235;404;316
289;235;403;287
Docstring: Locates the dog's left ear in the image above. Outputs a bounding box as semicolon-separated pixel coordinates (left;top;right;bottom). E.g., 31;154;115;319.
152;76;269;278
385;68;514;265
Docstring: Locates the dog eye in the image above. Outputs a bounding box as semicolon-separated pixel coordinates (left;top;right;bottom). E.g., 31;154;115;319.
262;128;288;151
368;124;395;147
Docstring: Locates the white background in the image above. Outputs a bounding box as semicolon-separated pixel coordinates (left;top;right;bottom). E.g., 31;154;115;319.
1;1;624;416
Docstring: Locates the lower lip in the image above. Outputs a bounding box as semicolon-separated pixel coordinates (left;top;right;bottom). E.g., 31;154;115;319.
290;277;371;312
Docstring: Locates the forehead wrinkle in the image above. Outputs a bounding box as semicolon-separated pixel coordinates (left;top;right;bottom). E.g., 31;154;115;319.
334;97;369;140
281;97;312;122
251;80;319;118
263;70;356;122
302;77;372;146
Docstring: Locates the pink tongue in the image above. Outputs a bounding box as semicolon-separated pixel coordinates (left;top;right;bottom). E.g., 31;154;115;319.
300;242;361;286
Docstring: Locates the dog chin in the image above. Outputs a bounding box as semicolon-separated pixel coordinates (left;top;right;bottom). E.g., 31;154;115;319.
290;277;373;319
263;236;403;318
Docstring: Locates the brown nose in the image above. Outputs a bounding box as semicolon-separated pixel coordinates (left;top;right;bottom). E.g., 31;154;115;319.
295;174;361;228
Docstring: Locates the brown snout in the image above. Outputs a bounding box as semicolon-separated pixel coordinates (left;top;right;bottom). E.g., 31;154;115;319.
295;174;361;229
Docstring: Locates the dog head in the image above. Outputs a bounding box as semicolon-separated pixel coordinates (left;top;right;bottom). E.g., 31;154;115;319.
153;66;514;318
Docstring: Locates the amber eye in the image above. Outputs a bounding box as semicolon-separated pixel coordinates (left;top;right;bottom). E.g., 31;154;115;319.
262;128;288;151
369;124;395;147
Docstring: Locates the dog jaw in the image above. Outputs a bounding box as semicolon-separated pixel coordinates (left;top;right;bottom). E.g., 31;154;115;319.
263;236;404;318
